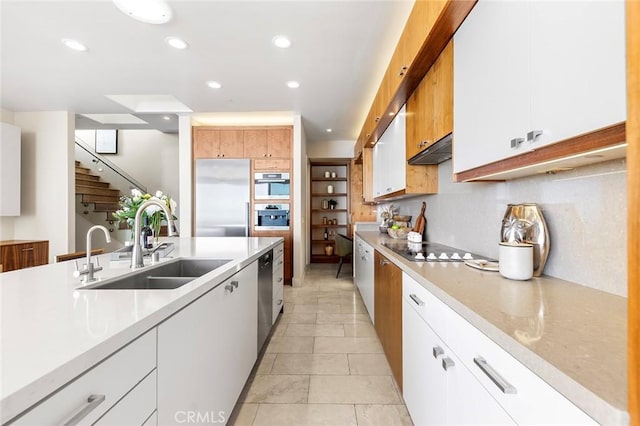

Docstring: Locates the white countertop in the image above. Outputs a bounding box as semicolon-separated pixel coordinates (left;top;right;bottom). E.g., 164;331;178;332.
0;237;282;424
357;231;628;426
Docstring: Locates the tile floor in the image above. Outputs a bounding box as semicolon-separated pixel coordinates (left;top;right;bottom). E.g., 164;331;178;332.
228;264;413;426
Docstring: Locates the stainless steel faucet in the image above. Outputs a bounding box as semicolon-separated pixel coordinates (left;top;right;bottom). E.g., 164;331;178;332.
131;199;178;269
75;225;111;283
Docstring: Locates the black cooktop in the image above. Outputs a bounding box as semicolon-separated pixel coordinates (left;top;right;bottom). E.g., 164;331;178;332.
382;240;490;262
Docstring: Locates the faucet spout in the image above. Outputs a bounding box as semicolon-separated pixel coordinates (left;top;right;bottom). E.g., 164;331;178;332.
76;225;111;283
131;199;177;269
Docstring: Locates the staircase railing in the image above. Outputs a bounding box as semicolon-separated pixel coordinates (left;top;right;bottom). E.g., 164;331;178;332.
75;137;147;194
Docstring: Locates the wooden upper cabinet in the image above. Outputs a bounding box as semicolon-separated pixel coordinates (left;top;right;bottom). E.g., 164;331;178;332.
218;129;244;158
266;128;292;158
244;127;292;158
193;128;220;158
406;41;453;160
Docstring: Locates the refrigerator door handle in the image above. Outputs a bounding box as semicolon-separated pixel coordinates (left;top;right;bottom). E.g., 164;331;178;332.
246;202;251;237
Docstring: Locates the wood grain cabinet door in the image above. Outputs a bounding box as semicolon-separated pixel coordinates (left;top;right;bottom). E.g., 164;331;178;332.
373;250;403;391
243;129;268;158
218;129;244;158
1;246;20;271
193;128;221;159
266;128;292;158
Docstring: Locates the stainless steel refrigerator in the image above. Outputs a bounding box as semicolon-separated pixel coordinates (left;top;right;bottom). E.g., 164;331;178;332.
194;159;251;237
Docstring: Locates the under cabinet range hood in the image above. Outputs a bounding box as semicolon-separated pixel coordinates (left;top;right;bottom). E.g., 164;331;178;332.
408;133;453;165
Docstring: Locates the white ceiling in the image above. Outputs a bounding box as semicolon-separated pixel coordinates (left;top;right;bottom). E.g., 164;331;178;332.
0;0;414;141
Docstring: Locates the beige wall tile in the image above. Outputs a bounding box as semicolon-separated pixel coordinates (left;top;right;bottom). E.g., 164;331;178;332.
314;337;383;354
308;376;402;404
271;353;350;375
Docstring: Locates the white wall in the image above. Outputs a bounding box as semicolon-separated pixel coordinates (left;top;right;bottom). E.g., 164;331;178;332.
12;111;75;263
292;115;308;286
381;159;628;297
178;115;193;237
307;139;355;159
0;109;16;240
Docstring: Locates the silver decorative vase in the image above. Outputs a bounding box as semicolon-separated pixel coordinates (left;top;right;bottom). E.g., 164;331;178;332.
500;203;550;277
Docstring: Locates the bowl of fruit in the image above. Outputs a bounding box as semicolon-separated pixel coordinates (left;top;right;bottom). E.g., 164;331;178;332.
387;225;411;239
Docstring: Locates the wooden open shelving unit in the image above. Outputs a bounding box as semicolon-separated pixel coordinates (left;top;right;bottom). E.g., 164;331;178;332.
309;160;351;263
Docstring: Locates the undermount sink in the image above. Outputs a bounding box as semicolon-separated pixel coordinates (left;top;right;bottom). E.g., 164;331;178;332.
82;258;232;290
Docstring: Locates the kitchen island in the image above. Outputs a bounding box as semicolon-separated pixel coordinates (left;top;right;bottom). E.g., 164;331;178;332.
356;231;628;425
0;237;283;424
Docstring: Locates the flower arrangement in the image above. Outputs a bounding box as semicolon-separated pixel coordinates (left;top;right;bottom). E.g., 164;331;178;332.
113;189;177;240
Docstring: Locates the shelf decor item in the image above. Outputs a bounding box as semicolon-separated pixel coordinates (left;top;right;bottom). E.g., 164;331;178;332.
331;172;337;178
324;171;331;178
327;184;334;194
324;244;334;256
328;199;338;210
113;188;178;242
321;199;329;209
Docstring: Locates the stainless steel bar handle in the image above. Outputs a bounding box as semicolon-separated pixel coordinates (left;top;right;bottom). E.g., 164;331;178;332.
21;247;34;251
225;284;234;293
510;138;525;149
442;357;455;371
409;294;425;306
231;281;239;289
473;357;517;394
527;130;543;143
432;346;444;359
62;394;106;426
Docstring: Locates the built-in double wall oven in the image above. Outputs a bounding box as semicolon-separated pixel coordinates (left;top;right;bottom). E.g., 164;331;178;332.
254;172;290;200
254;203;290;230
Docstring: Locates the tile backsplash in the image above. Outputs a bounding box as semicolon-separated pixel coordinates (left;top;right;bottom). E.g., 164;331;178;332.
381;159;627;297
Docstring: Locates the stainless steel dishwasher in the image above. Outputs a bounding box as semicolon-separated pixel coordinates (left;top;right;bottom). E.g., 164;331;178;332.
257;250;273;353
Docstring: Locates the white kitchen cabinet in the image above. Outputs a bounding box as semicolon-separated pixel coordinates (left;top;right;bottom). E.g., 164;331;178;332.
372;105;406;198
95;371;157;426
273;243;284;323
354;236;375;323
157;262;258;425
403;280;515;426
453;0;625;174
15;329;156;425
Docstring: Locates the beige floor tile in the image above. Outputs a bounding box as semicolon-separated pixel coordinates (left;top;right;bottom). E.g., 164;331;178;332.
293;304;342;314
314;337;383;354
348;354;392;376
271;322;288;337
316;295;354;305
277;313;317;324
266;336;315;354
340;303;368;314
285;323;345;337
308;375;401;404
252;404;357;426
283;303;295;313
271;353;350;375
227;403;259;426
316;313;372;324
242;375;310;404
355;405;413;426
343;322;377;337
255;353;277;375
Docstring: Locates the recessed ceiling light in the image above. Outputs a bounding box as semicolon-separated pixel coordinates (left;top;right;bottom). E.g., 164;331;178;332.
61;38;88;52
272;35;292;48
112;0;172;24
165;36;188;50
163;116;171;120
286;81;300;89
326;128;333;133
388;112;394;116
206;81;222;89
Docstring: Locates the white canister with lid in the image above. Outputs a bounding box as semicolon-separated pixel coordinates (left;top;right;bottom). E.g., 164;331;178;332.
499;242;534;280
327;184;334;194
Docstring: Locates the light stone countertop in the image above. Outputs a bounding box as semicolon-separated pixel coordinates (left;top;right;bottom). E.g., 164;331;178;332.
0;236;283;424
356;231;628;426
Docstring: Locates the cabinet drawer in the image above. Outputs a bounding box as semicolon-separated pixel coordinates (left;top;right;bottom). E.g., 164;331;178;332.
15;329;156;425
273;243;284;258
95;370;156;426
254;159;290;171
402;273;447;340
446;310;596;425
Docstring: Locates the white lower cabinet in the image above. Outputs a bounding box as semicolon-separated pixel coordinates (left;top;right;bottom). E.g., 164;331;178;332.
403;273;596;425
403;294;514;425
157;262;258;425
14;329;157;426
354;237;374;323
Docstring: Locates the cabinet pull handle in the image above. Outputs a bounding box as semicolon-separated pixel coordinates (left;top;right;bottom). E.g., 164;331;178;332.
379;259;391;266
442;357;455;371
432;346;444;359
278;260;283;265
527;130;543;143
225;284;234;293
409;294;425;306
473;356;517;394
62;394;106;426
21;247;34;251
277;299;283;306
231;281;239;288
278;277;283;283
510;138;525;149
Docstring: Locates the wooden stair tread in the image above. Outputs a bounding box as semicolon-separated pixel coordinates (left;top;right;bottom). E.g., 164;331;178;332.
75;185;120;197
81;194;121;203
75;166;92;174
93;202;121;211
75;173;100;182
75;179;110;188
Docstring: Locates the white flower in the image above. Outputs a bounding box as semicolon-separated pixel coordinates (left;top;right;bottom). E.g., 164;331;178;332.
169;198;177;213
131;188;143;197
155;190;164;198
